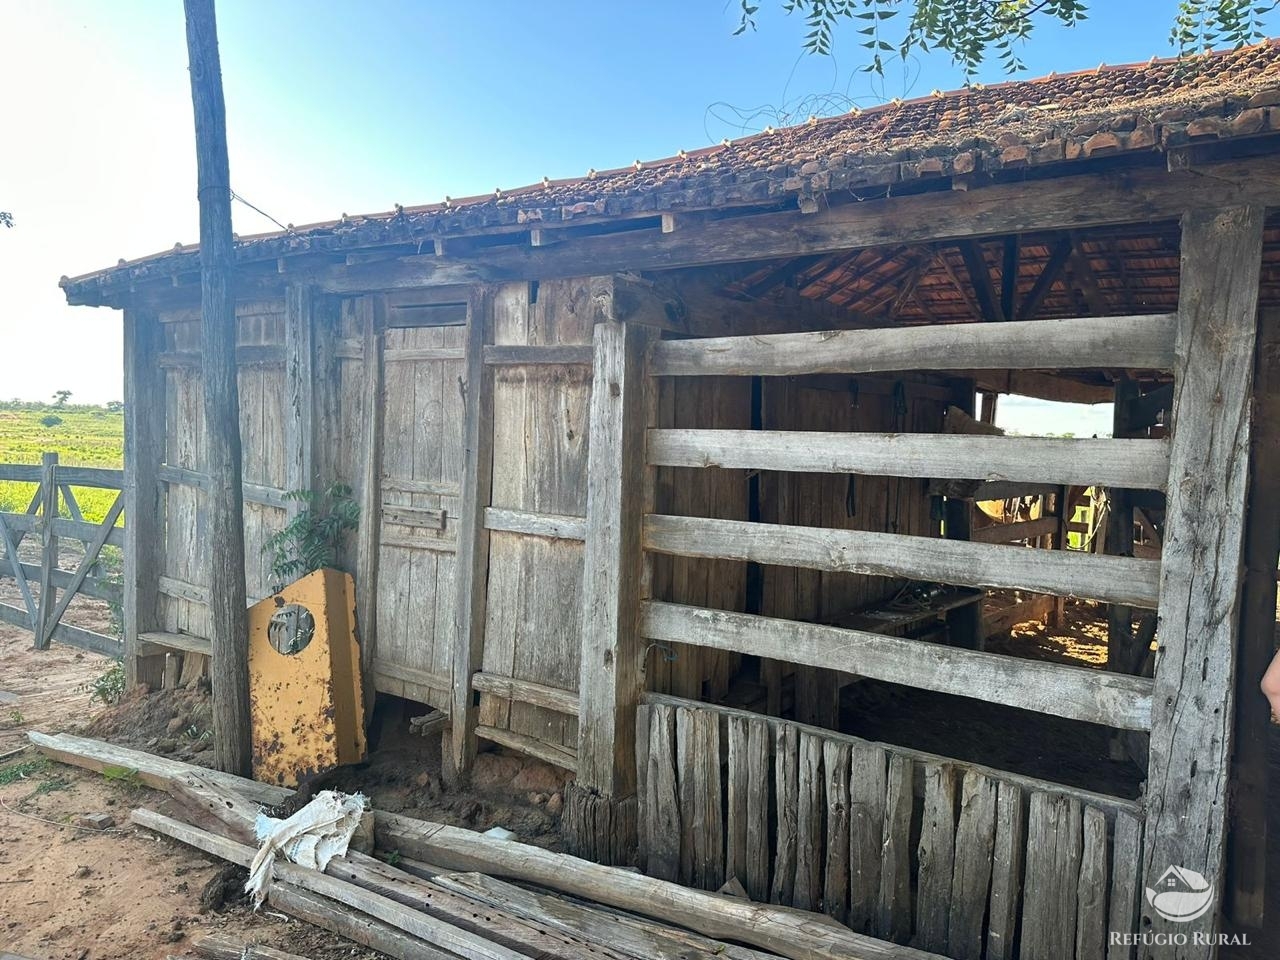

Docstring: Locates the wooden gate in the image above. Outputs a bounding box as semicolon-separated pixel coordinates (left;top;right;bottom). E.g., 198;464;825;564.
371;299;468;711
0;452;124;657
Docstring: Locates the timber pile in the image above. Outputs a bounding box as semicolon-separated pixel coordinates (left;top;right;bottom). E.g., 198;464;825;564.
28;731;942;960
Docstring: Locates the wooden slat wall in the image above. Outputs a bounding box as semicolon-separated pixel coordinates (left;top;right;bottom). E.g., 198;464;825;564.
639;697;1145;959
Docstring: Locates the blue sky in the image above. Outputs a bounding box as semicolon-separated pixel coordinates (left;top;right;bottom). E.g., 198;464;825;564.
1;0;1270;424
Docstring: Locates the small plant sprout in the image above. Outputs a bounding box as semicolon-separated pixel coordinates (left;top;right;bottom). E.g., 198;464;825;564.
262;483;359;592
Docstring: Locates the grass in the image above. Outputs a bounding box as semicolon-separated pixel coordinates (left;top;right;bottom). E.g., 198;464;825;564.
0;401;123;523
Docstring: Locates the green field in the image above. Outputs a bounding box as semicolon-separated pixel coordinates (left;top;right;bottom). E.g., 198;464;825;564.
0;402;124;523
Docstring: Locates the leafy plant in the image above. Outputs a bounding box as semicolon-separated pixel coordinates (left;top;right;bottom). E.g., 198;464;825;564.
736;0;1277;75
39;413;63;428
261;483;360;592
5;708;25;727
0;758;45;786
86;660;127;706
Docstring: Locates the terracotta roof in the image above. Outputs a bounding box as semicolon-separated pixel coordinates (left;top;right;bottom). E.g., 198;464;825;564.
62;40;1280;300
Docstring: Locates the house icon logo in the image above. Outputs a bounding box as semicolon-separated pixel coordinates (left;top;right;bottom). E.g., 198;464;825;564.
1145;865;1215;923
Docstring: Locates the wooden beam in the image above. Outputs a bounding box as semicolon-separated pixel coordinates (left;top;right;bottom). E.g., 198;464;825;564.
185;0;251;776
572;317;657;862
482;507;585;541
960;242;1005;322
649;313;1176;378
1107;376;1140;673
1226;304;1280;929
33;452;58;651
448;286;495;784
471;672;579;716
643;514;1159;608
1141;205;1265;957
284;284;315;510
647;430;1170;492
639;601;1153;731
970;516;1061;544
354;296;385;712
1018;239;1073;320
1066;235;1109;316
481;345;593;367
1000;236;1019;322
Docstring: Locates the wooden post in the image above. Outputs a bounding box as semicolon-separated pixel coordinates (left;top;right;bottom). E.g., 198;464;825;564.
1226;305;1280;929
1141;205;1264;959
1106;375;1138;672
448;285;495;785
567;313;657;864
33;452;59;650
283;283;315;509
353;296;385;712
184;0;251;776
123;307;168;689
945;379;982;649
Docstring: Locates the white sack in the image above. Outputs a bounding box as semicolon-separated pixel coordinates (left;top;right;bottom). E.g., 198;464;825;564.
244;790;367;906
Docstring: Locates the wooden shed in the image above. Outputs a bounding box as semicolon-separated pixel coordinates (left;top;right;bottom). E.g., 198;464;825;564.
62;41;1280;958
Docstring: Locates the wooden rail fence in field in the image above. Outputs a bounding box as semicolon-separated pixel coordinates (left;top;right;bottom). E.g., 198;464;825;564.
637;696;1144;960
0;452;124;657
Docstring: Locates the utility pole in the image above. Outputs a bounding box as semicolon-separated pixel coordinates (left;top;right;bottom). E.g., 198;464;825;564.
184;0;252;776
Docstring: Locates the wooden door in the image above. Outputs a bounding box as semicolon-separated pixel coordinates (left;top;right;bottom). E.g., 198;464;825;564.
372;303;467;711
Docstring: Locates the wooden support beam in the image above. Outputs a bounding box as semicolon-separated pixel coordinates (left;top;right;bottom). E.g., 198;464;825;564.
283;283;316;510
1141;205;1265;958
647;430;1170;491
960;242;1006;322
639;601;1153;731
122;308;167;689
970;516;1060;544
1107;376;1140;673
649;313;1176;378
354;296;385;713
1226;306;1279;930
33;452;59;651
185;0;251;776
1066;235;1109;316
570;316;657;864
944;380;982;648
1000;236;1019;322
1019;239;1073;320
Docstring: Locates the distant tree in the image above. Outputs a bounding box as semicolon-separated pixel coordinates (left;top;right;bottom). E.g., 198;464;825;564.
40;414;63;428
735;1;1277;74
106;400;124;413
52;389;72;407
0;212;12;228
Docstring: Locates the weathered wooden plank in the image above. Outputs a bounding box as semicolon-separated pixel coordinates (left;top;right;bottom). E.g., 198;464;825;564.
794;731;824;912
354;297;386;695
691;708;724;891
948;770;997;960
648;430;1169;492
483;507;586;541
34;452;58;650
48;516;124;548
986;780;1026;960
877;754;914;943
1021;793;1082;960
771;722;799;906
157;463;289;508
475;725;577;772
42;493;125;644
574;318;656;857
744;717;771;903
155;344;285;367
0;602;120;657
381;504;447;530
1141;206;1265;959
384;347;466;362
482;344;594;366
470;672;578;715
641;601;1153;730
822;739;851;924
726;715;750;890
916;764;957;954
644;514;1160;608
849;742;887;934
971;516;1061;544
0;465;124;488
651;313;1176;378
645;702;681;882
1107;811;1143;960
0;515;36;628
267;882;457;960
283;284;315;515
139;631;213;657
1076;806;1108;960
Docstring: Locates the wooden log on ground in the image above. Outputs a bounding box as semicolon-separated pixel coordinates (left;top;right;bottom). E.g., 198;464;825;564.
267;882;459;960
193;935;311;960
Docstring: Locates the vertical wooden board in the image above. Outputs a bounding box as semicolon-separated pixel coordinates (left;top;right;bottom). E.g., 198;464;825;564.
948;770;998;960
645;702;681;882
771;722;799;906
1021;793;1082;960
1107;811;1143;960
676;706;697;886
1076;806;1108;960
411;326;445;674
260;363;287;489
477;531;525;730
822;739;851;924
877;753;914;943
726;714;750;887
850;742;887;934
1143;207;1264;960
693;708;725;891
744;716;772;903
986;780;1026;960
792;730;824;911
916;763;957;954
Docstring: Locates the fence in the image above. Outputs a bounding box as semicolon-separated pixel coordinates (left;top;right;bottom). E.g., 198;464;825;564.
0;452;124;657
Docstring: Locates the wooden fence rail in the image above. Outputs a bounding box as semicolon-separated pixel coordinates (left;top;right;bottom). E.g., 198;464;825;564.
0;453;124;658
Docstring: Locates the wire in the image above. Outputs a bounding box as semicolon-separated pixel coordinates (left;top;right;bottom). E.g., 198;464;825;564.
230;189;291;233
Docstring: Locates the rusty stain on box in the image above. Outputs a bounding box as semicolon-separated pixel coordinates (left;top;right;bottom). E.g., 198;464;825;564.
248;568;366;787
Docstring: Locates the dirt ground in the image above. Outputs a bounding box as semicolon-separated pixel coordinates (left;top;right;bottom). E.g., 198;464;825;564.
0;577;569;960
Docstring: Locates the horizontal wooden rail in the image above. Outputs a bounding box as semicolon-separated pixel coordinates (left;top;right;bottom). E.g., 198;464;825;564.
0;561;118;602
0;601;120;658
647;430;1170;492
483;507;586;541
649;313;1177;378
471;671;580;715
139;630;213;657
970;517;1060;544
476;725;578;772
483;345;594;367
640;692;1142;820
0;464;123;489
639;601;1153;731
157;463;289;509
156;345;285;368
642;515;1159;608
384;347;466;362
51;517;124;547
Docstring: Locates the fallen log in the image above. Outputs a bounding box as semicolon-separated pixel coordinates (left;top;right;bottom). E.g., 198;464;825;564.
194;935;311;960
268;882;459;960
